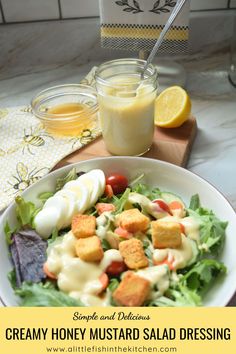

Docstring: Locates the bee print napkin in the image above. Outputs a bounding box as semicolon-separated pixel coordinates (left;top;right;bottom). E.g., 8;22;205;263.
99;0;190;53
0;67;101;211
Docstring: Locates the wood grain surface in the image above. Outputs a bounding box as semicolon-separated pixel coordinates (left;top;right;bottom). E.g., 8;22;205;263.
54;117;197;170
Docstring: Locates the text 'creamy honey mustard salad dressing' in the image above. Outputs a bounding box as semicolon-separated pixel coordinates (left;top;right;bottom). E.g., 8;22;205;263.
6;169;227;307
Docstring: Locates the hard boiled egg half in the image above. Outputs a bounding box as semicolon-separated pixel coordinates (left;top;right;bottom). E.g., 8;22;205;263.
34;169;106;239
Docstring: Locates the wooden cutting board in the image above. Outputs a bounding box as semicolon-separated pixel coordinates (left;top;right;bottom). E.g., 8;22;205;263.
54;117;197;170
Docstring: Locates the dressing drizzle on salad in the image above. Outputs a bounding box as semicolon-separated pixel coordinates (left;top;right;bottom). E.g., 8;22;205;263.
6;169;227;307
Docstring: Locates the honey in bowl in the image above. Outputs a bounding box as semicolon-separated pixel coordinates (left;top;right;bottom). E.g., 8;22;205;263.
48;102;87;115
46;102;94;136
31;84;98;137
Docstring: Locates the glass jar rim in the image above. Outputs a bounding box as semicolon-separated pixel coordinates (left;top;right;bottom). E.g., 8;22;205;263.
95;58;158;87
31;84;98;122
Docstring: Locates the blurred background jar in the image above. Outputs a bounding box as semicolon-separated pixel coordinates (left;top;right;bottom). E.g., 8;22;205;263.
95;58;158;156
229;10;236;87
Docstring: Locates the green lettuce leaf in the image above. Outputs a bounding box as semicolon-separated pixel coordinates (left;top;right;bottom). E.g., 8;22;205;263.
108;278;120;293
47;228;59;246
128;173;145;187
189;194;200;210
112;188;131;214
8;269;18;290
99;188;131;214
38;191;54;203
180;259;226;294
15;196;39;228
147;284;201;307
188;207;227;255
4;222;14;245
55;168;78;191
131;183;161;201
101;239;112;251
16;282;84;307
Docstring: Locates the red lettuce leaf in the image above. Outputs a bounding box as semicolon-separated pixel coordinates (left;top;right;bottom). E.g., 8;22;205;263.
10;229;47;287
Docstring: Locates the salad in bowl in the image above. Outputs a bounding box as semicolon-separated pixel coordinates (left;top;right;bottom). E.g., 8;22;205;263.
0;157;235;307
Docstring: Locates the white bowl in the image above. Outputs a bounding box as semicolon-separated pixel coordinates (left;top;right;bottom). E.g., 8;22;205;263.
0;157;235;306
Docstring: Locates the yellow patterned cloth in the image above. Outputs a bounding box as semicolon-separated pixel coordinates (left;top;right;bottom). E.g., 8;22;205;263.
0;67;101;211
99;0;190;53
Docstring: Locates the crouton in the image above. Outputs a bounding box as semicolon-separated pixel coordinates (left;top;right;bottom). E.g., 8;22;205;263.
119;238;149;269
118;208;149;233
151;220;182;249
72;214;96;238
113;271;150;306
75;236;104;262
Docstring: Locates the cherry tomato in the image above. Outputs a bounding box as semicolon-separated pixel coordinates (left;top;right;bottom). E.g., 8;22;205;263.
153;199;172;214
106;261;127;276
106;174;128;195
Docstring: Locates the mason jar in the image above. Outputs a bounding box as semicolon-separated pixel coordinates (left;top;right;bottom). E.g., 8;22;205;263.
95;59;158;156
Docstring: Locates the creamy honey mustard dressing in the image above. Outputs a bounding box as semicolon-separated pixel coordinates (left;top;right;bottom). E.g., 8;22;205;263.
171;208;186;218
98;75;156;156
128;193;162;218
198;243;209;251
137;265;170;297
46;232;123;306
181;217;200;242
171;271;181;283
57;258;102;294
46;231;76;274
100;249;123;269
96;225;107;239
153;235;194;270
96;212;115;239
128;193;150;208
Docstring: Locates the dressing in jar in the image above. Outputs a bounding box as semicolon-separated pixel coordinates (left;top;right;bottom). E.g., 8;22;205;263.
95;59;158;156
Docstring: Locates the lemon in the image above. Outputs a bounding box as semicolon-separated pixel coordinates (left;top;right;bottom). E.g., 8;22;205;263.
155;86;191;128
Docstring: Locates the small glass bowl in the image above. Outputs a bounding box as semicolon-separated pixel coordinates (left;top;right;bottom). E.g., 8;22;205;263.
31;84;98;136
